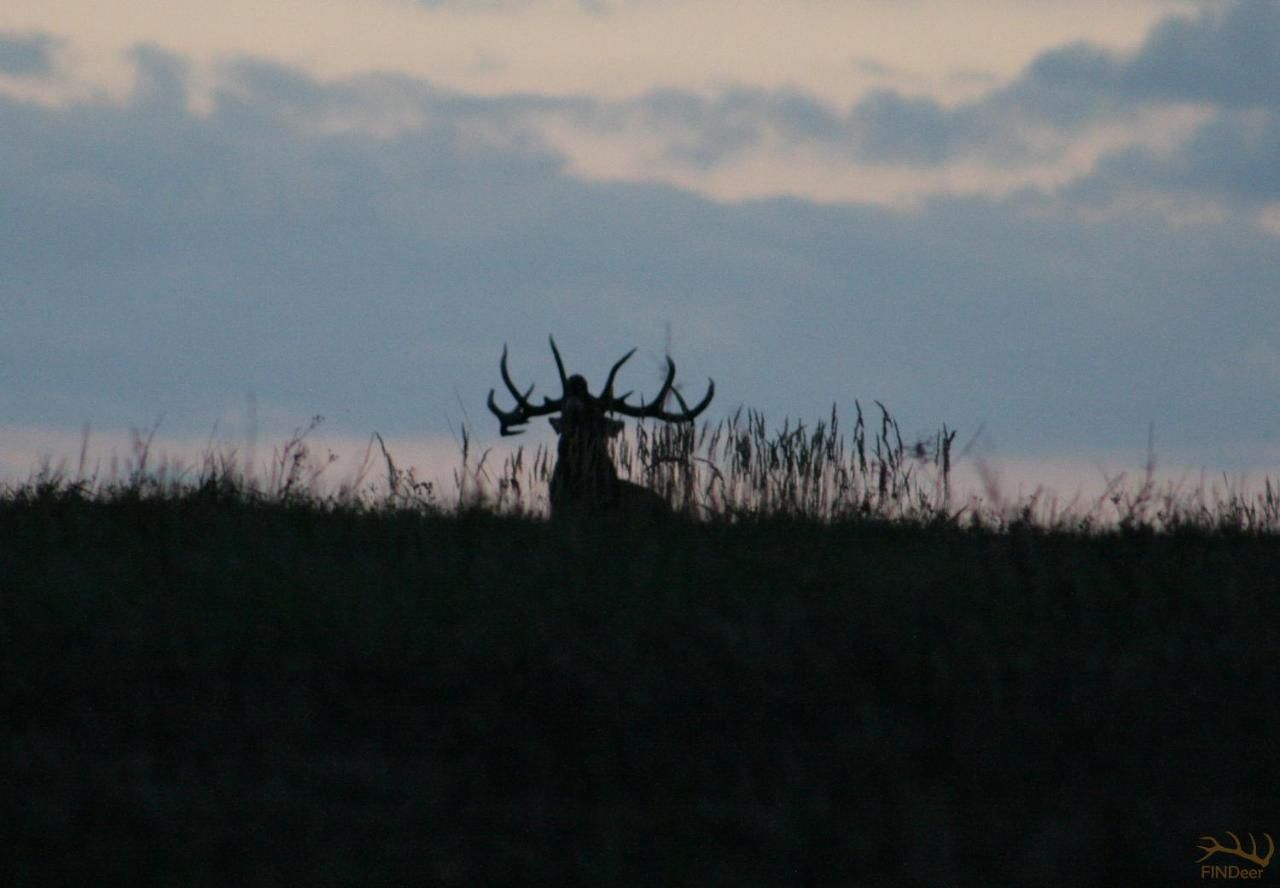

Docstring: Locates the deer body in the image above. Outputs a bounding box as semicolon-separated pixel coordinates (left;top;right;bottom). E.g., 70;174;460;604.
488;338;713;519
547;386;668;516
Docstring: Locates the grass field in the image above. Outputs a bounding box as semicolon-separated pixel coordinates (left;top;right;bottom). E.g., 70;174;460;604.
3;412;1278;885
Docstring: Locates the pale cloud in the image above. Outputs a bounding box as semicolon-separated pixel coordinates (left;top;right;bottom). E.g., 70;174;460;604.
4;3;1275;211
0;0;1221;211
0;0;1187;106
520;1;1278;208
455;70;1210;206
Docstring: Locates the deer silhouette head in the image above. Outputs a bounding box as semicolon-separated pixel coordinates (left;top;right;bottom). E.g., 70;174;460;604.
488;336;714;517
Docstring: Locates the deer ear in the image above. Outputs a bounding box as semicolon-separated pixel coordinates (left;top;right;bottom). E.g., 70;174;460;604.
608;418;624;436
549;416;562;433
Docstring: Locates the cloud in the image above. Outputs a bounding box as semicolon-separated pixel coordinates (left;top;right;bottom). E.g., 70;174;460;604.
413;0;536;9
129;44;191;109
410;0;616;11
1030;0;1280;110
1023;2;1280;208
849;89;981;165
1073;108;1280;206
797;1;1280;174
1;42;1277;472
458;2;1280;183
0;31;59;78
608;87;849;168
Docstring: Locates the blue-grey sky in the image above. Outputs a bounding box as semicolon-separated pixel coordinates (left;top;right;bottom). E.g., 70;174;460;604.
1;0;1277;482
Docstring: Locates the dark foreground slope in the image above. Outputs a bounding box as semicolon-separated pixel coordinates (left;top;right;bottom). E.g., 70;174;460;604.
2;492;1277;886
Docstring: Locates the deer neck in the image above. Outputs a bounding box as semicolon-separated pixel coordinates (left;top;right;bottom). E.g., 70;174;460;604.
557;431;618;482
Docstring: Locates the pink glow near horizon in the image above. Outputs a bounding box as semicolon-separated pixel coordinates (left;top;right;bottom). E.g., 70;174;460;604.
4;424;1275;526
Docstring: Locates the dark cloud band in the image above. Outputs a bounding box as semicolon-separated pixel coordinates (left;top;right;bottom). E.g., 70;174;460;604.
0;31;59;78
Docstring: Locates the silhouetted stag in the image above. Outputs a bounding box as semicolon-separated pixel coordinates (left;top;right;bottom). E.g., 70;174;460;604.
488;337;714;518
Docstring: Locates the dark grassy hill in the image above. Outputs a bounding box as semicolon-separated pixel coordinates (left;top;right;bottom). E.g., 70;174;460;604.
3;488;1278;885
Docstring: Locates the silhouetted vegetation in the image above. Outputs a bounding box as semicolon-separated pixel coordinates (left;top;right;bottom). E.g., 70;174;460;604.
3;408;1277;886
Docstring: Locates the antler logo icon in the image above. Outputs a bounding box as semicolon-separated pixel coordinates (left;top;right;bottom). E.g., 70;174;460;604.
1197;832;1274;868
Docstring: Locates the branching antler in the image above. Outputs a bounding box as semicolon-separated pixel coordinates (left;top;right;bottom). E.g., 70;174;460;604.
1197;832;1275;867
489;336;714;434
605;355;715;423
486;342;565;436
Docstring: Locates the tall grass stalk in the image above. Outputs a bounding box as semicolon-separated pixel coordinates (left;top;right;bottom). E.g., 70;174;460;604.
7;403;1279;533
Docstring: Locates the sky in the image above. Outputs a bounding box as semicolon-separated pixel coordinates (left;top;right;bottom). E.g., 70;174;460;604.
2;0;1278;498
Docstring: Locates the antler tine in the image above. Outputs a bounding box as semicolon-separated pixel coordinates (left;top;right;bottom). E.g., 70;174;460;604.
488;342;564;435
548;335;569;394
611;355;715;422
600;347;638;403
679;376;715;418
487;389;527;436
499;345;536;408
652;355;677;408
